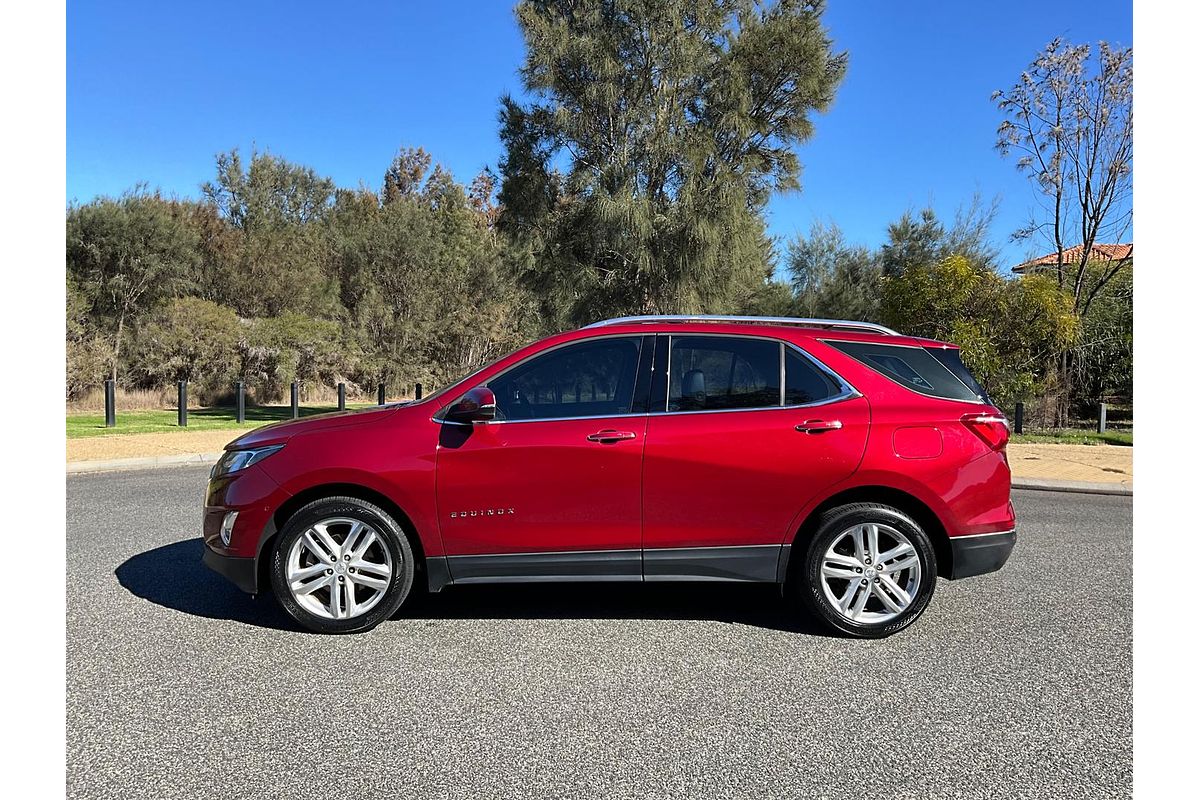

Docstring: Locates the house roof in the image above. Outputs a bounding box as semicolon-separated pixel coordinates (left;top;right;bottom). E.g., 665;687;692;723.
1013;243;1132;274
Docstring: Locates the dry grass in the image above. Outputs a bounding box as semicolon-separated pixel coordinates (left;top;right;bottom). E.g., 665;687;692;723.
67;387;174;414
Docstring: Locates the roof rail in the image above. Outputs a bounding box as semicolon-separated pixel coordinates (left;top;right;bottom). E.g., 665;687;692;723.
584;314;900;336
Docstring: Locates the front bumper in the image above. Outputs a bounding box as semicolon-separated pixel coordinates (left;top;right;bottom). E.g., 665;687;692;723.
948;529;1016;579
202;545;259;594
201;462;288;595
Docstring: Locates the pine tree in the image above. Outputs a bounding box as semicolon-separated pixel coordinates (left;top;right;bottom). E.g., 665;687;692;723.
498;0;846;326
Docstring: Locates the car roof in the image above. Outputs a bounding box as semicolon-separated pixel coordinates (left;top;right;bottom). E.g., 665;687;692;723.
576;315;955;349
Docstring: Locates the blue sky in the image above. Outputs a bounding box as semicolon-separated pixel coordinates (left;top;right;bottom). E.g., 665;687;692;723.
67;1;1131;272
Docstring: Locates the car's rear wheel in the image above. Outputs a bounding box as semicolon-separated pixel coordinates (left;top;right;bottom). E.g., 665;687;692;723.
269;496;414;634
797;503;937;638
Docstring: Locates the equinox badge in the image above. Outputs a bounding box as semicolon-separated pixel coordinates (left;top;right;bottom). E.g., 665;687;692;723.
449;508;515;519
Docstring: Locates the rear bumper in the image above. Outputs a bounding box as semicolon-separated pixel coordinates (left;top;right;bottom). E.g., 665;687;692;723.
202;545;259;594
948;529;1016;579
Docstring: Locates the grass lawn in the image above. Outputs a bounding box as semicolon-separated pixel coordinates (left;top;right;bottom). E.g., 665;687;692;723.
66;404;376;439
1011;429;1133;447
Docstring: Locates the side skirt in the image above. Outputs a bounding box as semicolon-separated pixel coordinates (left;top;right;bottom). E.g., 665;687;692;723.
643;545;784;582
434;545;787;587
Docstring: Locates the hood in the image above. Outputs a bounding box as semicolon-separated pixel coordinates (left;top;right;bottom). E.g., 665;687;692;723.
227;403;409;449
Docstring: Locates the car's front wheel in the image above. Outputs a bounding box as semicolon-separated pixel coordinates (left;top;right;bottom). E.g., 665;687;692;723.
797;502;937;638
268;496;414;634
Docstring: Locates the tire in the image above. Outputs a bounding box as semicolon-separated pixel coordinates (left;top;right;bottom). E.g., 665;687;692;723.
268;496;415;634
796;503;937;639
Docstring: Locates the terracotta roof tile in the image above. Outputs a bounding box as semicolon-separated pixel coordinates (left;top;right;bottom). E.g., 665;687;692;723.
1013;243;1132;273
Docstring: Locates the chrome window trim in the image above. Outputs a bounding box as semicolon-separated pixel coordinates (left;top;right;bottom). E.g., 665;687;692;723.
467;411;650;426
818;338;989;405
644;397;855;418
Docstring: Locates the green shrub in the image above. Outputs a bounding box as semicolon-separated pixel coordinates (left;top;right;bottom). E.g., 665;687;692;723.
239;313;358;402
881;255;1078;410
130;298;241;401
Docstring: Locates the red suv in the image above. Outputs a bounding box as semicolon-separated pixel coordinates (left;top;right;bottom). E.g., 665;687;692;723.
202;316;1015;638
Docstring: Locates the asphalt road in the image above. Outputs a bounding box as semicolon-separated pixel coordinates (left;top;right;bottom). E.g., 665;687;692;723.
66;466;1131;799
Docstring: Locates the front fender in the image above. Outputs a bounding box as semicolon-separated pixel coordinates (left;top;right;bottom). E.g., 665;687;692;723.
256;424;444;558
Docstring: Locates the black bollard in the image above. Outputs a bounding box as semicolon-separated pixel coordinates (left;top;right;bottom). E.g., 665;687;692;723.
378;383;386;406
291;382;299;419
104;380;116;428
337;382;346;412
1013;402;1023;435
178;380;188;427
236;381;245;424
415;382;422;400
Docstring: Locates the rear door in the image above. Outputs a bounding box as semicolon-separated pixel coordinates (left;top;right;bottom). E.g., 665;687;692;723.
640;334;869;580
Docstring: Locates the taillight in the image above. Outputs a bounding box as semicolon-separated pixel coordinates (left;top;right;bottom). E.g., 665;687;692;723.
961;413;1009;451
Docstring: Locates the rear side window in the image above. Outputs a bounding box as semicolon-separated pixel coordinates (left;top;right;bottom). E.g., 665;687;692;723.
668;336;779;411
785;347;840;405
825;341;984;403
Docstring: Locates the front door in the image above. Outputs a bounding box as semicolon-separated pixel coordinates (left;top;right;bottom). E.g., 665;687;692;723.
435;335;652;580
640;334;870;580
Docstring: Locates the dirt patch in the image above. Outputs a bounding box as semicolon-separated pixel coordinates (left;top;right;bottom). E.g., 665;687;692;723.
67;430;243;462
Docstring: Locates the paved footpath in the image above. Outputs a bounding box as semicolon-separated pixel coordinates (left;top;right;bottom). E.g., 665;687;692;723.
1007;443;1131;488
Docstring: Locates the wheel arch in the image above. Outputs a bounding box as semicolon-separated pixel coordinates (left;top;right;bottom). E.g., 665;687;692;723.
789;485;952;579
258;482;430;592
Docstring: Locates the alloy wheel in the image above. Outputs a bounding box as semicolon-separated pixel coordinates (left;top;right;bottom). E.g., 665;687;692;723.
819;522;921;624
285;517;394;620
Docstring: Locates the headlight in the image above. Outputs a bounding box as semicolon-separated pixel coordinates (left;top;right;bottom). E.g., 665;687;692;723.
210;445;284;479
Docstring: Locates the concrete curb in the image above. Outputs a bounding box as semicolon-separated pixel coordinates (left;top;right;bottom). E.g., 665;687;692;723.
66;452;225;475
1012;477;1132;496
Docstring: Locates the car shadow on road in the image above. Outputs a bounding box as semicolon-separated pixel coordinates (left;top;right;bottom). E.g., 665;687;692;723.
402;582;826;634
116;539;828;635
115;539;295;631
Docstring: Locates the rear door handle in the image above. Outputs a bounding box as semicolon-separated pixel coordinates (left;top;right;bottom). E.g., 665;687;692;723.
587;430;637;443
795;419;843;434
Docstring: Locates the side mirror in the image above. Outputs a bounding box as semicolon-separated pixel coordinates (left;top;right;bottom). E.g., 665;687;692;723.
445;387;497;424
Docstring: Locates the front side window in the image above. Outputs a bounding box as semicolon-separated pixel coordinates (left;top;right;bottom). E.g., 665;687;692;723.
487;337;643;420
668;336;780;412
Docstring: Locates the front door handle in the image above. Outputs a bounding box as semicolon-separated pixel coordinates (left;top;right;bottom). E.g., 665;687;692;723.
587;430;637;443
795;419;843;434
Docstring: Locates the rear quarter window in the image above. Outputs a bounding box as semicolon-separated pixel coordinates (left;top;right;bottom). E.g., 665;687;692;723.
927;347;992;404
824;341;984;403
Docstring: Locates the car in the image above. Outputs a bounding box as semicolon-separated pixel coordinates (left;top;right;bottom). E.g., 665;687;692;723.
201;315;1016;638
